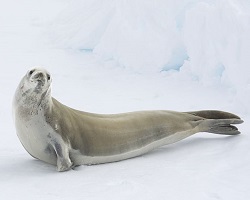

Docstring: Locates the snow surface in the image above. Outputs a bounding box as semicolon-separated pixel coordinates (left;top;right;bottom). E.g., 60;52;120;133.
0;0;249;199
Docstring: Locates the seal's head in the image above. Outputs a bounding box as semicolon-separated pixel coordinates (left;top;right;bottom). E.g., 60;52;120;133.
25;67;51;93
14;67;52;111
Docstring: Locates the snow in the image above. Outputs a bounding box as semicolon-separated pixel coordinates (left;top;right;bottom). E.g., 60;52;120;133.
0;0;249;199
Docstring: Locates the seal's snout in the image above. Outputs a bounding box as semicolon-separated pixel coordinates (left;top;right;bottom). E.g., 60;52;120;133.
34;72;47;82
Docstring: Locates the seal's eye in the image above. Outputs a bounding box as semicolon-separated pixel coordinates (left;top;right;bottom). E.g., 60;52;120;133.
29;69;35;76
47;74;51;81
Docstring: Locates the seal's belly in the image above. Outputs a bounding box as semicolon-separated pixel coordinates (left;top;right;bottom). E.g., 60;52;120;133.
70;129;195;165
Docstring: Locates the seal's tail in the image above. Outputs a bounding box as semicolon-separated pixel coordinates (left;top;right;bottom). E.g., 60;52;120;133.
186;110;244;135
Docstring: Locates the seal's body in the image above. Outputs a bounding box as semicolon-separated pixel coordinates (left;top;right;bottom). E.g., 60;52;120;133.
13;68;243;171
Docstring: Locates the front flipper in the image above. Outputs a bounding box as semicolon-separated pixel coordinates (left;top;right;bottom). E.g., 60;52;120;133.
53;142;73;172
48;134;73;172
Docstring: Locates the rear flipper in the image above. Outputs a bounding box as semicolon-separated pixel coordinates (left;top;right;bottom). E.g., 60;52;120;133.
202;118;243;135
186;110;244;135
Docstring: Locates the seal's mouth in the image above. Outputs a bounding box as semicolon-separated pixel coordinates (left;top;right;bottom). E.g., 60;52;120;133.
32;76;46;90
37;79;45;87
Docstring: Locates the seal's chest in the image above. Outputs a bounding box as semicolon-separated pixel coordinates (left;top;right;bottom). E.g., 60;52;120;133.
15;115;56;164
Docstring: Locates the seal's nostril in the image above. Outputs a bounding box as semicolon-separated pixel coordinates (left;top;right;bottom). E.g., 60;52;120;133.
36;72;43;78
33;72;45;81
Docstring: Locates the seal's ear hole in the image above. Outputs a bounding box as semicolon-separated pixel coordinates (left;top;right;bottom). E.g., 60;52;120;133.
29;69;35;76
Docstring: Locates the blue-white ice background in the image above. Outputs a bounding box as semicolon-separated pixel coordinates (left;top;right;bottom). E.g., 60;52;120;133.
0;0;249;199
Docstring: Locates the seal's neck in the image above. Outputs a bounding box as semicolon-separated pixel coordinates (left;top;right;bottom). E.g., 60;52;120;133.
38;88;53;112
14;83;53;119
